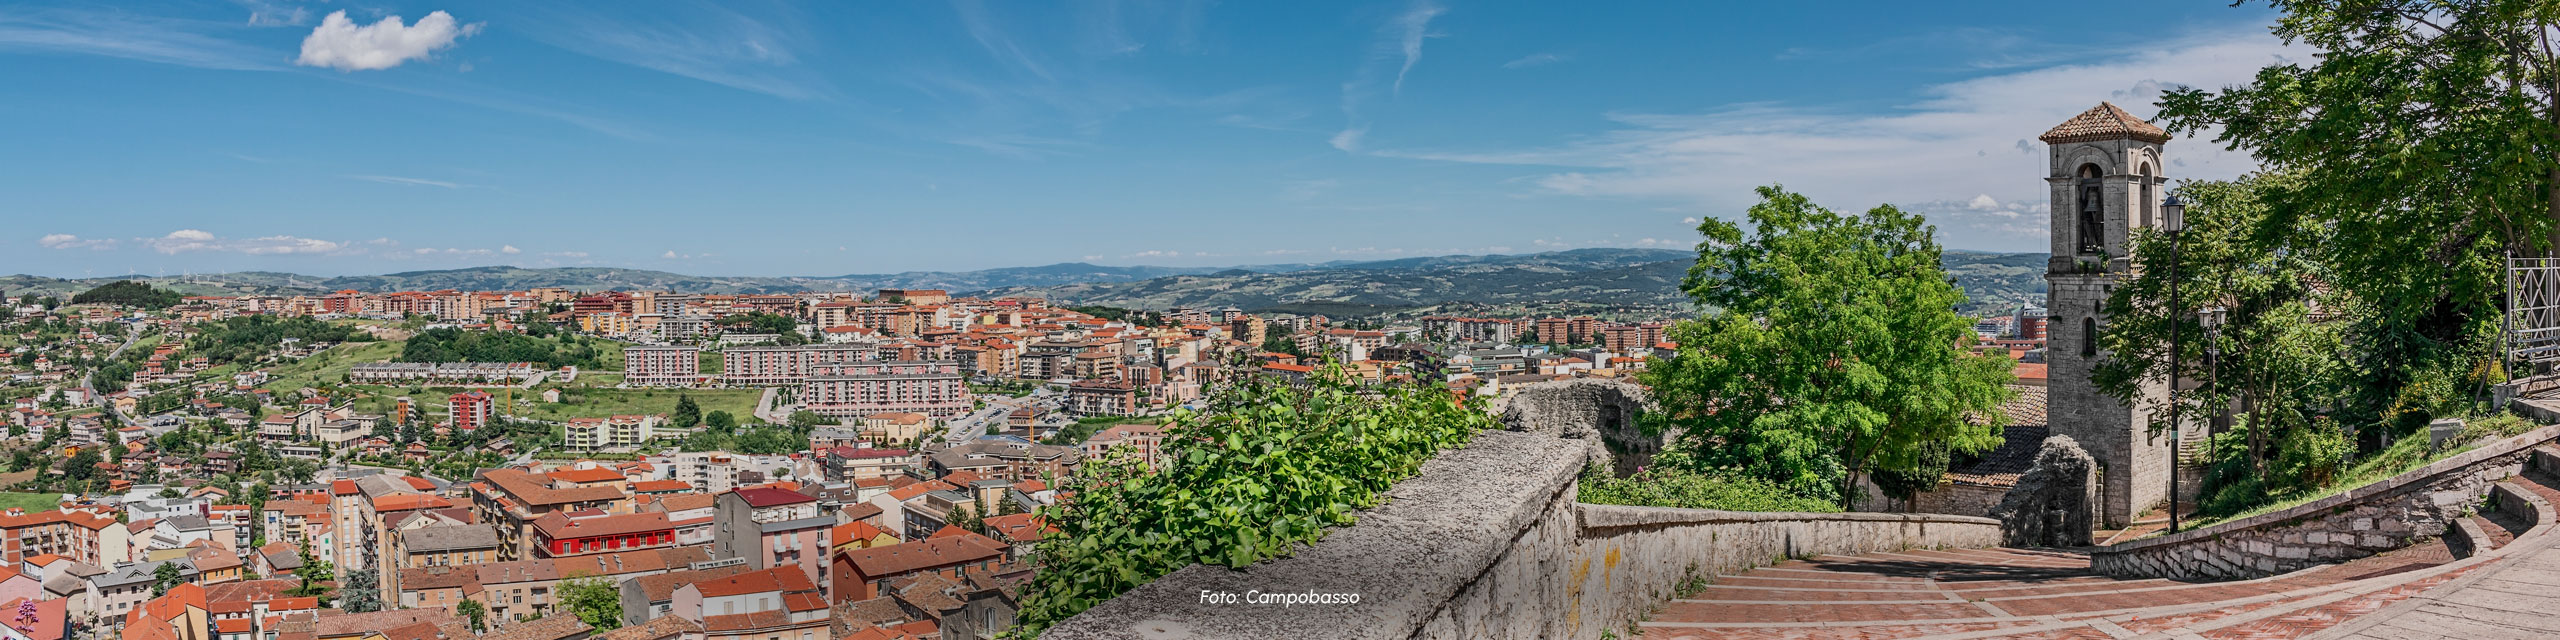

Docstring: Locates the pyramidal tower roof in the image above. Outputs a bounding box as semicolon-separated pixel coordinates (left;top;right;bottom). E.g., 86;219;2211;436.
2039;102;2171;145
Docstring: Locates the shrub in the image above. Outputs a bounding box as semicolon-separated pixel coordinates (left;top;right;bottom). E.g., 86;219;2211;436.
1578;450;1839;513
1010;364;1496;636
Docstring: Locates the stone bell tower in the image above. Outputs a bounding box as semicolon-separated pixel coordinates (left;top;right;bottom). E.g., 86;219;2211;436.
2041;102;2174;529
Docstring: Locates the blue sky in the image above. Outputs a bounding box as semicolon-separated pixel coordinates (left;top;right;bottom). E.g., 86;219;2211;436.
2;0;2303;277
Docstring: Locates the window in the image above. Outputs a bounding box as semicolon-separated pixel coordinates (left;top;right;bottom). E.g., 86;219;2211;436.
2081;318;2098;357
2076;164;2106;254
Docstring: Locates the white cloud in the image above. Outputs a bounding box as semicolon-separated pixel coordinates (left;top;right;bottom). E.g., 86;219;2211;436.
296;10;481;72
37;234;115;250
1370;25;2308;251
1503;53;1564;69
500;245;521;255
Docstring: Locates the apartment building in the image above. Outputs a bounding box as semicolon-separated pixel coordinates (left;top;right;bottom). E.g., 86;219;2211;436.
718;345;880;387
563;415;657;450
448;391;494;432
622;346;700;388
800;360;971;419
531;511;675;558
0;508;128;567
1065;379;1137;417
712;489;831;585
471;469;628;560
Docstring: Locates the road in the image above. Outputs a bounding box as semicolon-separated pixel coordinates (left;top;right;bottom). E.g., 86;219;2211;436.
942;392;1038;445
752;387;787;424
80;327;144;425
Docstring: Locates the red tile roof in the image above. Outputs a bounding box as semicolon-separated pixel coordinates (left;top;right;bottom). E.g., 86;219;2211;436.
2039;102;2171;145
729;487;815;508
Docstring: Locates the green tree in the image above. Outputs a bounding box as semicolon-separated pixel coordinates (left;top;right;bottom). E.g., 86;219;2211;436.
457;600;487;632
704;410;737;433
948;502;984;534
338;569;383;612
556;575;623;631
2155;1;2549;431
150;561;183;597
2093;175;2349;490
672;396;701;430
1640;186;2014;506
787;411;831;428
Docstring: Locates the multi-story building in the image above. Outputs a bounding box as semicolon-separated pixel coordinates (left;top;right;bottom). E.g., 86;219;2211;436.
1066;379;1137;417
622;346;700;388
669;566;829;640
712;488;831;584
718;345;879;387
563;415;658;450
801;360;971;419
827;536;1002;603
447;391;493;432
923;440;1082;483
471;469;628;560
0;508;128;567
1081;423;1167;466
531;511;675;558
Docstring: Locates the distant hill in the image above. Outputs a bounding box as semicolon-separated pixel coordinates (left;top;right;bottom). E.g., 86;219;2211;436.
0;248;2049;316
971;248;2050;317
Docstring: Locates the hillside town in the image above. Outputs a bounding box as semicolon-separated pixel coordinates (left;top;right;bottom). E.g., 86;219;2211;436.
0;279;1927;640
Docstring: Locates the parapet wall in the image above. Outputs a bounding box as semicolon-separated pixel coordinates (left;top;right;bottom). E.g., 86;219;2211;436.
2090;424;2560;580
1041;430;2001;640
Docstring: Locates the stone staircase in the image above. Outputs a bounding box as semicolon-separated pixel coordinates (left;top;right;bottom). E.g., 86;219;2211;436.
1636;468;2560;640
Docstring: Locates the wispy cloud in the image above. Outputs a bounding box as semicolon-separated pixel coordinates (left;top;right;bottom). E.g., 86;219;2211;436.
0;8;280;71
235;0;310;27
1367;24;2308;250
141;229;347;255
37;234;116;250
1502;52;1564;69
951;0;1053;82
1334;0;1447;153
1390;1;1443;95
510;3;824;99
347;175;464;188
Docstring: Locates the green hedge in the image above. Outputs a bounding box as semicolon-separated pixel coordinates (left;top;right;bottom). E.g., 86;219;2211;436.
1577;450;1839;513
1011;365;1496;636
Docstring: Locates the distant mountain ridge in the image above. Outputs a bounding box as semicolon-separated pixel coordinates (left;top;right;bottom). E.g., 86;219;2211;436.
0;247;2049;316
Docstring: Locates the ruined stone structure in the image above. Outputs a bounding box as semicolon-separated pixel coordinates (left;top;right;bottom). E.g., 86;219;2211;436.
2041;102;2183;528
1495;378;1659;475
1988;435;2098;548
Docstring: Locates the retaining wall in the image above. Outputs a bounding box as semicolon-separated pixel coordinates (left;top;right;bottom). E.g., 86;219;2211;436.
2090;424;2560;580
1041;430;2001;640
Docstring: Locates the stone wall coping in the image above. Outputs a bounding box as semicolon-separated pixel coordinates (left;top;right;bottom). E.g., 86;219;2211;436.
2101;422;2560;554
1039;429;1590;640
1579;503;1999;531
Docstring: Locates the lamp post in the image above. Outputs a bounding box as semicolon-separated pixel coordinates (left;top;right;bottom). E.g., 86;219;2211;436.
2163;194;2188;534
2200;305;2226;470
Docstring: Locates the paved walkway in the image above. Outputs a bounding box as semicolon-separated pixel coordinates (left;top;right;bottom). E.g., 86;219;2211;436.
2304;467;2560;640
1639;466;2560;640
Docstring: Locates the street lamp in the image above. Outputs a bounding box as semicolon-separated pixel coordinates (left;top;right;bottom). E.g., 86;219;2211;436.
2162;193;2187;534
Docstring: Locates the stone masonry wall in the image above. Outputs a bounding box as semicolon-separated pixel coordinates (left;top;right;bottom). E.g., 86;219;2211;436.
1042;430;2001;640
2090;424;2560;580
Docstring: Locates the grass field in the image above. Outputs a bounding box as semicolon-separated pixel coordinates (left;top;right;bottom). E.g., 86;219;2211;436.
260;340;405;392
513;387;763;422
337;381;762;424
0;492;66;513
